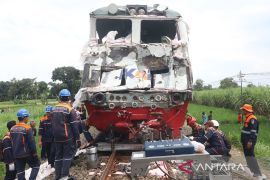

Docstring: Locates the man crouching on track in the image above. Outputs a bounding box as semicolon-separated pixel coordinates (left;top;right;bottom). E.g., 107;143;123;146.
51;89;81;180
193;121;228;155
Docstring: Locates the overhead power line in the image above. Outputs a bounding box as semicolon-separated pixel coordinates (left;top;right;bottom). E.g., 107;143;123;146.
244;72;270;76
204;71;270;87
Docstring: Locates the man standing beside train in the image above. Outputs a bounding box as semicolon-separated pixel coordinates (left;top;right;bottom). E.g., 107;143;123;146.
240;104;265;179
51;89;81;180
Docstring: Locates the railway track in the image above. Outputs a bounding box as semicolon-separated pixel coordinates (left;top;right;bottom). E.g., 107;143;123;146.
45;148;259;180
94;151;131;180
100;151;117;180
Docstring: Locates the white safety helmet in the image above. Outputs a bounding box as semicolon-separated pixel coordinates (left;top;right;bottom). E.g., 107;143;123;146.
211;120;219;127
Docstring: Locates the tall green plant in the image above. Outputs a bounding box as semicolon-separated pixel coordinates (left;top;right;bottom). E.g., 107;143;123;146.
193;87;270;119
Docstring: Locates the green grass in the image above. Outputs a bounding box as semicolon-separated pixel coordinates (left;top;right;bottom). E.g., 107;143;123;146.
193;87;270;116
188;103;270;163
0;100;57;179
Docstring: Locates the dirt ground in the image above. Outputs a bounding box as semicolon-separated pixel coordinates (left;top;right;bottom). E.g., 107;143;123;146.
229;146;270;179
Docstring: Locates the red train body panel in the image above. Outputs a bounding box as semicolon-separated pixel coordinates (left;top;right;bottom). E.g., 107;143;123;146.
85;101;189;138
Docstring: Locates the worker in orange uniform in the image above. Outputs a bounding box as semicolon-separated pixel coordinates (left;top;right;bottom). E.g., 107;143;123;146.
51;89;80;180
240;104;264;178
2;120;17;180
10;109;40;180
186;115;205;138
38;105;55;168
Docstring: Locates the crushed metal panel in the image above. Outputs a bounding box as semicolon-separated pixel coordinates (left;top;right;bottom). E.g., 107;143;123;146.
88;65;101;87
147;44;171;57
100;69;123;87
154;73;170;88
142;55;168;71
175;66;188;90
125;65;151;89
115;52;137;67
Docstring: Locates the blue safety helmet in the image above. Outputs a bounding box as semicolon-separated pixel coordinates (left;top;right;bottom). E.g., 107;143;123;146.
17;108;30;118
59;89;71;97
45;105;53;113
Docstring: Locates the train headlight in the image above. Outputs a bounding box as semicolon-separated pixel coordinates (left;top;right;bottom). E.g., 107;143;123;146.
151;104;157;109
108;3;118;15
132;102;138;108
109;103;115;109
155;95;161;102
127;5;147;15
138;8;146;15
129;8;136;16
92;93;106;104
122;96;127;101
116;96;121;101
172;93;182;104
133;96;138;100
109;95;114;101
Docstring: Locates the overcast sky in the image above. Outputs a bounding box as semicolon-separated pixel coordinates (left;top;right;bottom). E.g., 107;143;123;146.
1;0;270;86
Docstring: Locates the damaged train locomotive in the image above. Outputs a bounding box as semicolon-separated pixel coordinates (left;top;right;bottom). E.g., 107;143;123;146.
76;4;193;144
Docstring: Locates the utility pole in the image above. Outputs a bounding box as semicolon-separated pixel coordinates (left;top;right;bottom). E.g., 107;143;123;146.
238;71;244;104
238;71;245;124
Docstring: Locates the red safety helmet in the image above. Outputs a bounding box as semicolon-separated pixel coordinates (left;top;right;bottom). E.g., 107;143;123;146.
187;117;197;126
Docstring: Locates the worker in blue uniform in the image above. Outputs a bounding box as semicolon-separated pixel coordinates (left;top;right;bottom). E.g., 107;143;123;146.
240;104;264;178
51;89;80;180
211;120;231;161
74;106;94;149
38;105;55;167
194;121;228;155
2;120;17;180
10;109;40;180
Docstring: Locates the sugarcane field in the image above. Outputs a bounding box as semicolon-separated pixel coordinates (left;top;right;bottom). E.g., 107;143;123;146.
0;1;269;180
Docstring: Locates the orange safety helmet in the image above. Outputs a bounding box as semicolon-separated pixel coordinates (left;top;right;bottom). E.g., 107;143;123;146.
240;104;253;113
187;117;197;126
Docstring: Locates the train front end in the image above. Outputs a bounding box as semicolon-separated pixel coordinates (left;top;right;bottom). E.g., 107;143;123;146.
77;4;193;143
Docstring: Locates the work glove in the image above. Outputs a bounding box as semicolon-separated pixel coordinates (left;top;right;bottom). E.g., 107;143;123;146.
189;136;194;141
9;163;15;171
76;140;81;148
247;141;253;149
38;140;42;148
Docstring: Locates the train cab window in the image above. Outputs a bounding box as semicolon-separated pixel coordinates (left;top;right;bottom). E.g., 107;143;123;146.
141;20;176;43
96;19;132;43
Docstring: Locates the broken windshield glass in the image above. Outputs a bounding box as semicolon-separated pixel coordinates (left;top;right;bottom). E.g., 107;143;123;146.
141;20;177;43
96;19;132;44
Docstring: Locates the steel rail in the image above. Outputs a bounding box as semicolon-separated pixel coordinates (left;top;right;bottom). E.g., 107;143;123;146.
100;151;116;180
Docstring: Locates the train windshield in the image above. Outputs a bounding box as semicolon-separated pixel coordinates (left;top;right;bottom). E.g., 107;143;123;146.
96;19;132;44
82;17;189;91
141;20;177;43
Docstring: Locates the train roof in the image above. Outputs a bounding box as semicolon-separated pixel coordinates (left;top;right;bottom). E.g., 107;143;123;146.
90;4;181;19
